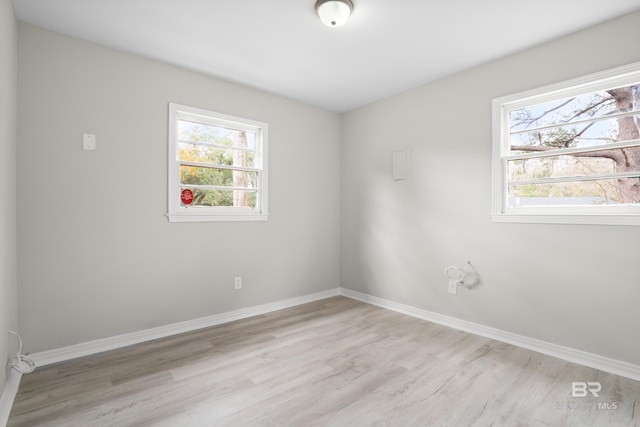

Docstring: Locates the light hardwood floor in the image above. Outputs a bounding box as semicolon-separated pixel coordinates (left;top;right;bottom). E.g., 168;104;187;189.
8;296;640;426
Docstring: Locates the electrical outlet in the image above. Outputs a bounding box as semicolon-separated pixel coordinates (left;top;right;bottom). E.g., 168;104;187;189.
234;276;242;290
448;279;458;295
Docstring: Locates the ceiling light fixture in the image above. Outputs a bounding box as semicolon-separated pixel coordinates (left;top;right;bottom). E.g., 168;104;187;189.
315;0;353;27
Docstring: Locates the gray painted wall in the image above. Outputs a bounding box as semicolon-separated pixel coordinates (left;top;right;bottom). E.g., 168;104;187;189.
341;11;640;366
17;23;341;353
12;10;640;369
0;0;18;391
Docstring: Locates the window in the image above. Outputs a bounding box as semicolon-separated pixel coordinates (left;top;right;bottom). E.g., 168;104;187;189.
167;103;268;222
492;62;640;225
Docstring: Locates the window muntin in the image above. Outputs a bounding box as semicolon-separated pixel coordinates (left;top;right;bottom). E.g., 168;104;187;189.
492;62;640;225
509;114;640;151
508;155;625;182
508;178;636;208
168;104;268;222
178;143;258;169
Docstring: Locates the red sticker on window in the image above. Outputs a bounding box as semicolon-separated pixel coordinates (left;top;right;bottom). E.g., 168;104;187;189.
181;189;194;205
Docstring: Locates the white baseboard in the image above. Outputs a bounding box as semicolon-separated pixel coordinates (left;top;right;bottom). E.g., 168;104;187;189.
0;369;22;427
30;288;340;368
25;285;640;383
339;288;640;382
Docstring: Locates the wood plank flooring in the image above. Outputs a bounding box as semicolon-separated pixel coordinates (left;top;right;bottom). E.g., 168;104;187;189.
8;296;640;426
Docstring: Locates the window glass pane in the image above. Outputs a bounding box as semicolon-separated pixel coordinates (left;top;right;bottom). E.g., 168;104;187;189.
169;103;268;221
178;120;257;150
181;188;257;208
178;142;256;168
508;177;640;207
180;166;257;189
509;83;640;132
507;152;639;182
509;114;640;153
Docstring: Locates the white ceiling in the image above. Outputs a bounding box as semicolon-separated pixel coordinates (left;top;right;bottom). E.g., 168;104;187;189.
12;0;640;112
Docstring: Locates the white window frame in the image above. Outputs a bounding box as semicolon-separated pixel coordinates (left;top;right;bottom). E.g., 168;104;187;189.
492;62;640;226
167;103;269;222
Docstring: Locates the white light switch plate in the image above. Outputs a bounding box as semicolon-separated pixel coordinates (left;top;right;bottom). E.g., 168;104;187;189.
83;133;96;150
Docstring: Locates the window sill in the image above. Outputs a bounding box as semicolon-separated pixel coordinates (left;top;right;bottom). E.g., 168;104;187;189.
491;213;640;226
167;213;269;223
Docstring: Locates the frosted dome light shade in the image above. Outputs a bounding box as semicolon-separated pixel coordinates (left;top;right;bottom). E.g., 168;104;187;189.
316;0;353;27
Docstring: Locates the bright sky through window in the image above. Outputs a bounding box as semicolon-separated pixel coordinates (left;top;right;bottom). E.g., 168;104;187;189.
492;62;640;225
